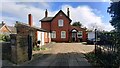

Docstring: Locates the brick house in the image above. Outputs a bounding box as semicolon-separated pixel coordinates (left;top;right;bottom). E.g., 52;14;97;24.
28;14;51;46
0;22;16;34
40;8;87;42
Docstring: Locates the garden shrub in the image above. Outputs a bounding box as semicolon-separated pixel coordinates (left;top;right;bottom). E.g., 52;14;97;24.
0;34;10;42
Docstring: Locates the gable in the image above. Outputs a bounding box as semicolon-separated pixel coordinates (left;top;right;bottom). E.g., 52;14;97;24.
52;10;72;23
0;25;11;33
40;10;72;23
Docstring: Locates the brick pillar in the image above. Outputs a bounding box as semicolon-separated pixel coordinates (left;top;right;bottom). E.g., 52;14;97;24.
10;34;28;64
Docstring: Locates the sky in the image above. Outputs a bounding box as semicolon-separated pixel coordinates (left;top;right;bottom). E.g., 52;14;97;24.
0;0;115;31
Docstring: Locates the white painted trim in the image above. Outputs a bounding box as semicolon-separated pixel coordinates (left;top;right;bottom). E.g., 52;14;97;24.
0;25;11;33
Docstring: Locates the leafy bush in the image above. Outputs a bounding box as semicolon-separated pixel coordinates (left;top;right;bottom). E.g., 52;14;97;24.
33;47;40;51
0;34;10;42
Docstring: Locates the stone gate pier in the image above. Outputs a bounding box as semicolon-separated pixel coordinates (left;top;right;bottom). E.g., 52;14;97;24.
10;22;46;64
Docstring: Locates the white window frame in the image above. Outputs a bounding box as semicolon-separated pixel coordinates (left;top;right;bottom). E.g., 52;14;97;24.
77;31;82;38
51;31;56;38
61;31;66;38
58;19;63;27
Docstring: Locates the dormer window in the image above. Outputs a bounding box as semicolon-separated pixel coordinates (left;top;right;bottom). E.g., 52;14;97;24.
58;19;63;27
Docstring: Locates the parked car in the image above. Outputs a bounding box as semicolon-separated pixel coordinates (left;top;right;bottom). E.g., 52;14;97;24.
87;38;100;44
87;38;95;44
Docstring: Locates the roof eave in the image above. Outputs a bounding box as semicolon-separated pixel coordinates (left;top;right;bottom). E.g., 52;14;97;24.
41;20;52;22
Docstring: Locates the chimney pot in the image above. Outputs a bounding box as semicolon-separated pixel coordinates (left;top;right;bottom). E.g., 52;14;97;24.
67;8;70;17
2;21;5;25
28;14;33;26
45;9;48;17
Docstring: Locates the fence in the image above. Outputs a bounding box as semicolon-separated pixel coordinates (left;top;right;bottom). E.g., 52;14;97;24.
95;31;119;67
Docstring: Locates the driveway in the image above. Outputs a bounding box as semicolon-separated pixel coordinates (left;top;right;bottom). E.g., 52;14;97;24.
21;43;94;67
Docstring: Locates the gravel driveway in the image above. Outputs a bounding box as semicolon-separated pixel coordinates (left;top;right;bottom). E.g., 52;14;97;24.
21;43;94;67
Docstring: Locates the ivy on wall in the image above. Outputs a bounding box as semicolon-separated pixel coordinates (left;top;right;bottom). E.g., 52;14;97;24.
18;36;28;47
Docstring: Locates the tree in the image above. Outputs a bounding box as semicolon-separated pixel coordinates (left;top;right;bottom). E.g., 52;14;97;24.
107;1;120;30
72;21;82;27
0;34;10;42
107;1;120;67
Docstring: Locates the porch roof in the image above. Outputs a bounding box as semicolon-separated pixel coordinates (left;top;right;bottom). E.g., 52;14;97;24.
69;25;86;32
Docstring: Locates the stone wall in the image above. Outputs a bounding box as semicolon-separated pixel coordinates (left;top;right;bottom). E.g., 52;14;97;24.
10;34;28;64
16;22;37;47
2;42;11;60
10;22;37;64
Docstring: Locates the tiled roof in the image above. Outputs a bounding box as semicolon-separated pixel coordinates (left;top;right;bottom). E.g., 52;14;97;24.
69;25;86;32
16;22;47;32
40;10;72;22
41;17;53;22
7;26;17;33
0;23;17;33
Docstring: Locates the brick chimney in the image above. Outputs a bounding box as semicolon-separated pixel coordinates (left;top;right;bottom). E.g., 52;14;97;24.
45;9;48;18
67;8;70;17
28;14;33;26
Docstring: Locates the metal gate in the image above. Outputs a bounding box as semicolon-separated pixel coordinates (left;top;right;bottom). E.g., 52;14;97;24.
95;30;119;67
28;35;32;60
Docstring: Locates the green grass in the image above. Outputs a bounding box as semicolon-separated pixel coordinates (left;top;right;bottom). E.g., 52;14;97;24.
82;42;87;45
33;47;48;51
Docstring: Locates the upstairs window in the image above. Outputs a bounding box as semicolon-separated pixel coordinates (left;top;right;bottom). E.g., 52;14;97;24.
61;31;66;38
58;19;63;27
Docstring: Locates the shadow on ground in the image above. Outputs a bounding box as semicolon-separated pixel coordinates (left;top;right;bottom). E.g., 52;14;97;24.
2;52;93;68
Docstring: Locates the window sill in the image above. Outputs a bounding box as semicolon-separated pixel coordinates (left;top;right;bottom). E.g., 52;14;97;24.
61;38;66;39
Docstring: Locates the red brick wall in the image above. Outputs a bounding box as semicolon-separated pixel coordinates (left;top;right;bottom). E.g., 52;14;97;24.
41;11;87;42
41;22;51;44
41;22;50;32
82;31;87;42
69;28;87;42
51;12;70;42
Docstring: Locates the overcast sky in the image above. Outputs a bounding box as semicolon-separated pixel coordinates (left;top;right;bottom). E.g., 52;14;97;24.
1;0;115;31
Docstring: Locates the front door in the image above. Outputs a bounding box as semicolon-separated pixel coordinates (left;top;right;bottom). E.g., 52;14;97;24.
72;32;77;42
